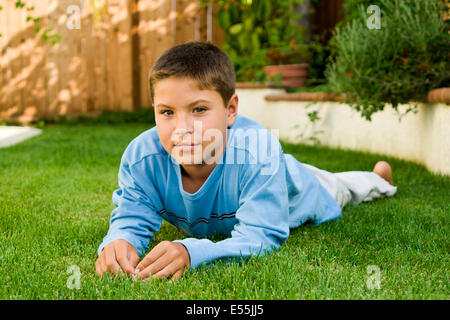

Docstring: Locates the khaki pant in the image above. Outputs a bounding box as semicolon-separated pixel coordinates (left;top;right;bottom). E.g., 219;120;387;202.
302;163;398;208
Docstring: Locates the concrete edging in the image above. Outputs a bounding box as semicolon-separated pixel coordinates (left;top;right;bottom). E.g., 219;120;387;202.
237;83;450;104
0;126;42;148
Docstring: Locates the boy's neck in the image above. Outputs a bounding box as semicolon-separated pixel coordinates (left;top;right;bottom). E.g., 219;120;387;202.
180;162;217;182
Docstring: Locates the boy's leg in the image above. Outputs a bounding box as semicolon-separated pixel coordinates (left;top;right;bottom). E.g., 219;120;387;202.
302;162;397;208
301;163;352;208
333;164;397;205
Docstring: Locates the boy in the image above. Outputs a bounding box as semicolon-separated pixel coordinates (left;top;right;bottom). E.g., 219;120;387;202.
95;41;397;281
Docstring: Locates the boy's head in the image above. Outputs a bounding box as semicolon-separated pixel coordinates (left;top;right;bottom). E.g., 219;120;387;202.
148;41;239;168
149;40;236;109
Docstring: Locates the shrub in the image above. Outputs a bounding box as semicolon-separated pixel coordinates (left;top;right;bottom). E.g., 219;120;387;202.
27;108;156;128
325;0;450;120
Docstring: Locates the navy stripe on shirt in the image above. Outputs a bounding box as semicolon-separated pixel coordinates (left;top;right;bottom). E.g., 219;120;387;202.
157;209;236;227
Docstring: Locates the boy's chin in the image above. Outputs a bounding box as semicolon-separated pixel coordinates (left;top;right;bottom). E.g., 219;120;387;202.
175;154;205;166
176;155;222;167
171;146;223;166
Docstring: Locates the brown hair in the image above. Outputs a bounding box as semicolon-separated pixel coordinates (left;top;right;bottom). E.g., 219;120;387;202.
148;40;236;108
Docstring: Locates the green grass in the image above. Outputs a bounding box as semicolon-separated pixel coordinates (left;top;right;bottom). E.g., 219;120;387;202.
0;123;448;299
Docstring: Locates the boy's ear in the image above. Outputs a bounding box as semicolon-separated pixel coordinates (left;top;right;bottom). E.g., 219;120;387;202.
226;93;239;127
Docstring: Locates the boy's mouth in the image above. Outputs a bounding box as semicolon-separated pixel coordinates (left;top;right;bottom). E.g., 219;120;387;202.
174;142;201;151
175;142;201;146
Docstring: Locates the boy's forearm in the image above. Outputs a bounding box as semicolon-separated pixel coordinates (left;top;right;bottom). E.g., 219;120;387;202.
174;226;288;269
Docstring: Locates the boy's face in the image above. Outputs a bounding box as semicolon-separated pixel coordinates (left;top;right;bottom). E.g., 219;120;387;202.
153;77;238;168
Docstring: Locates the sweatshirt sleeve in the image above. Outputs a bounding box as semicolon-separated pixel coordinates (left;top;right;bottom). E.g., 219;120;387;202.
174;150;290;269
97;155;163;256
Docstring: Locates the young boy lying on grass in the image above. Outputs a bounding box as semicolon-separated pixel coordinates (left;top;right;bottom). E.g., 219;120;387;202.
95;41;397;281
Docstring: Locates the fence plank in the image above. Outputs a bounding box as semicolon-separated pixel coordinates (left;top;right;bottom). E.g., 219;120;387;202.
212;2;225;46
138;0;173;107
176;0;197;45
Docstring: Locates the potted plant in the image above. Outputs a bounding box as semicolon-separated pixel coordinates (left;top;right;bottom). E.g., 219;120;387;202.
261;0;309;89
263;42;309;89
203;0;309;88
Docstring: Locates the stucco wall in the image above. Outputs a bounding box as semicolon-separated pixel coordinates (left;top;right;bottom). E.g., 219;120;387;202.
236;88;450;176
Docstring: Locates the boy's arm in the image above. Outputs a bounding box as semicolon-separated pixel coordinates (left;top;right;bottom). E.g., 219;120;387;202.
174;152;290;269
98;156;162;257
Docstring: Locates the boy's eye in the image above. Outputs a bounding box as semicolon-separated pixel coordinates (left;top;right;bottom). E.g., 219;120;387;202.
193;107;207;113
161;110;173;116
160;107;206;116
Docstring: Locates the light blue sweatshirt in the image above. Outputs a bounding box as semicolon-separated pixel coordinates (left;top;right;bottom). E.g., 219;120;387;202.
98;114;342;269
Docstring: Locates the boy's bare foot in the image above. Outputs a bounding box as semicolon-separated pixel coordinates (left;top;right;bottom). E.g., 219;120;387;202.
373;161;394;185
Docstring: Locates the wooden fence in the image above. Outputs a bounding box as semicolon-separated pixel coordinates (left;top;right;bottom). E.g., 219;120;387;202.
0;0;225;123
310;0;345;41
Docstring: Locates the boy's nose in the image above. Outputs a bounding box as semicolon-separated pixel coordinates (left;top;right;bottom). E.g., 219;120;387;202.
175;115;192;131
171;128;193;145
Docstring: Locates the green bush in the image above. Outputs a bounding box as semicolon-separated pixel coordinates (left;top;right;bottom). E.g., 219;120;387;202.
325;0;450;121
22;108;156;128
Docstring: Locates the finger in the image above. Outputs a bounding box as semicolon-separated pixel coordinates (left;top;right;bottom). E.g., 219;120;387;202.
95;259;102;277
169;270;184;283
97;252;107;276
128;250;140;270
138;252;172;280
104;245;121;276
115;243;135;275
136;245;166;271
153;261;180;280
100;255;107;276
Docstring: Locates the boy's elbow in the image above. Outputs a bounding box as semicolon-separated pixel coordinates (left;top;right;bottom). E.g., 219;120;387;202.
264;220;290;244
254;224;290;254
255;232;287;258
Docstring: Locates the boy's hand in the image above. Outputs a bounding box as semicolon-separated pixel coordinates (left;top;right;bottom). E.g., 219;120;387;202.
135;241;190;281
95;239;139;277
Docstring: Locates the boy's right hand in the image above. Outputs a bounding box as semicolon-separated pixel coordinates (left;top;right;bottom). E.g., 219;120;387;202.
95;239;139;277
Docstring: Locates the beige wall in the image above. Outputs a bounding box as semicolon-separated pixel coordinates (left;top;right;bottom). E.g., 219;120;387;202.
237;88;450;176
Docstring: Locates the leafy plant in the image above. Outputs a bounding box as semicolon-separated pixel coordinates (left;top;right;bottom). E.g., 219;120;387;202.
293;102;324;145
325;0;450;121
0;0;62;45
200;0;308;82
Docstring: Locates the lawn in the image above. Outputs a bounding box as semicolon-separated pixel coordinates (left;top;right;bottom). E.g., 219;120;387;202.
0;123;448;299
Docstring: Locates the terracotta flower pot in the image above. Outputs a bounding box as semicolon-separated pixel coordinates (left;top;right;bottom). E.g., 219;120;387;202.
264;63;309;89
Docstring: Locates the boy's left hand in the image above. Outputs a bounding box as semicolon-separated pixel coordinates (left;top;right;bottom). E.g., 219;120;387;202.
135;241;190;281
